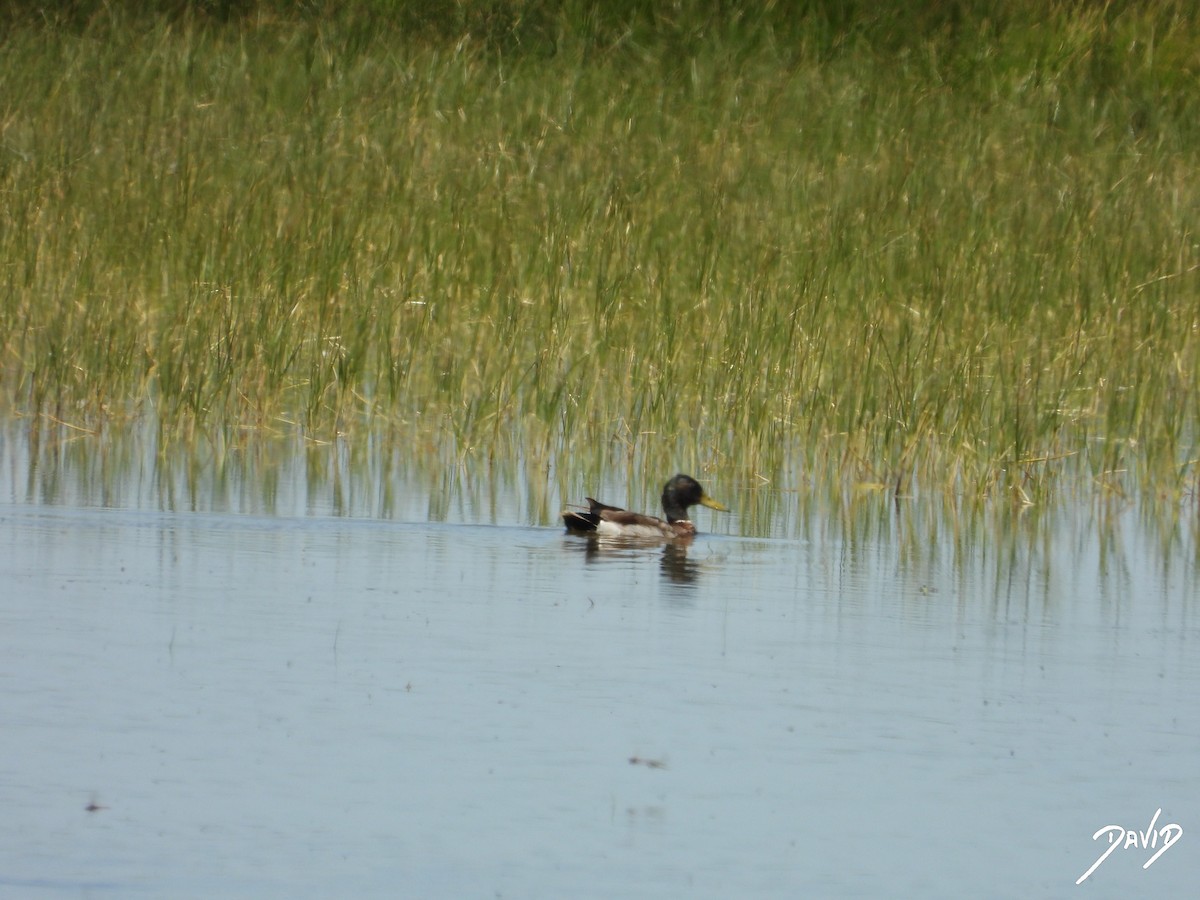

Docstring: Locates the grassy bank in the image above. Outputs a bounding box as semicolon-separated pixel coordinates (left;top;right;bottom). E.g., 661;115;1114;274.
2;1;1198;508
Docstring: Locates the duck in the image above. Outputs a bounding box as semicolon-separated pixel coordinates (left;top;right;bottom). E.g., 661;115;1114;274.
562;474;727;539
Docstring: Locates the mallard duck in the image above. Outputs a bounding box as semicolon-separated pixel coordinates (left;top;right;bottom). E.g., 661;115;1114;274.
562;474;727;539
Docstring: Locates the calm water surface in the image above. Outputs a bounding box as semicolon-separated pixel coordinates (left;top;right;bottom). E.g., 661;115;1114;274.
1;433;1197;898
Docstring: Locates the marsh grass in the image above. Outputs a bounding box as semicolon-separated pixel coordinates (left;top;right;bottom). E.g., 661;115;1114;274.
2;1;1198;521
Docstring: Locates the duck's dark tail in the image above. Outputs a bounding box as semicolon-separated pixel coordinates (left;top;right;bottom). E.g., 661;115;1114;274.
563;497;624;533
563;510;600;532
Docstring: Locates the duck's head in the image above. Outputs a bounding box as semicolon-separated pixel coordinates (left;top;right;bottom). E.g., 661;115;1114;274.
661;474;727;523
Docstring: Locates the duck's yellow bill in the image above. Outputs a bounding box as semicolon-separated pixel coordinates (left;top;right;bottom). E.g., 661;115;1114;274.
700;494;728;512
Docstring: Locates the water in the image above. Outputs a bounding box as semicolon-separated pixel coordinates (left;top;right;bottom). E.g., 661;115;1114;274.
1;431;1197;898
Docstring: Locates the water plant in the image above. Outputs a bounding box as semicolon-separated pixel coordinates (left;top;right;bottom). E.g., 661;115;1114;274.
1;1;1197;517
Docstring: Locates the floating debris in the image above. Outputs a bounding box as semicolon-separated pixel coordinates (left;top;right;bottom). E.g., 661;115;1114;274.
628;756;667;770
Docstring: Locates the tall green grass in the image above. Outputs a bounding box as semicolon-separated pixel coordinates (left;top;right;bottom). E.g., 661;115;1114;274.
1;1;1198;515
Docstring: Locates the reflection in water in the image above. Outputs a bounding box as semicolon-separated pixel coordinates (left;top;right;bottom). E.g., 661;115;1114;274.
660;542;700;585
568;534;705;586
2;418;1197;602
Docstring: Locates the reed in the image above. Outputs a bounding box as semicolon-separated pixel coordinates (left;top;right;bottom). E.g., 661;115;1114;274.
1;1;1197;516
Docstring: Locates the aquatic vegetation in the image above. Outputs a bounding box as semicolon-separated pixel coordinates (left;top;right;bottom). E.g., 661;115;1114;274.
1;1;1198;514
